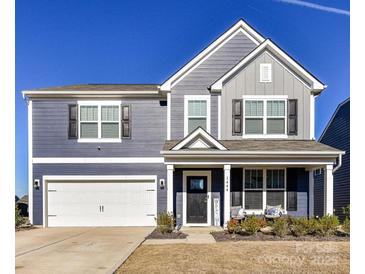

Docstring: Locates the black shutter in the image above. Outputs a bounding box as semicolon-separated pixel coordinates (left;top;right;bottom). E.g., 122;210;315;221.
288;99;298;135
286;168;298;211
68;104;78;139
232;99;242;135
121;105;131;139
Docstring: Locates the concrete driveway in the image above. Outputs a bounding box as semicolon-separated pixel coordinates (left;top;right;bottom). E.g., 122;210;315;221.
16;227;153;274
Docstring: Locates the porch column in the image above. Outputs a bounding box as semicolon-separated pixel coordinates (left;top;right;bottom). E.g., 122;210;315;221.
324;164;334;215
308;170;314;217
224;164;231;228
167;164;174;214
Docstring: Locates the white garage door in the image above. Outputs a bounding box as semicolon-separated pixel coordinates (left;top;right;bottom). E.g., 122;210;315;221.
47;180;156;227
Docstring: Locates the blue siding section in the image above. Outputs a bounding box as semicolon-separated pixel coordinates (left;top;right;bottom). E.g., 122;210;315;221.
32;163;166;225
32;98;166;157
314;99;350;220
171;32;257;139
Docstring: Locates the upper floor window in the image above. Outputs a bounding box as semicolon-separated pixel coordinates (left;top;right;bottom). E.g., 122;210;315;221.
260;63;272;82
184;95;210;136
243;96;287;137
78;101;121;142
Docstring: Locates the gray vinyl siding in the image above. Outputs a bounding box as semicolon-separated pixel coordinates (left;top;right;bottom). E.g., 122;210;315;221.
32;163;167;225
221;50;312;140
32;98;166;157
314;100;350;220
171;32;257;139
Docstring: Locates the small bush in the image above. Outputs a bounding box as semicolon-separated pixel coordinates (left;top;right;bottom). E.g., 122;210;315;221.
342;205;350;220
15;205;25;228
227;219;241;234
316;215;340;237
342;218;350;234
306;218;320;235
156;212;175;234
290;217;309;237
272;218;289;237
241;216;261;235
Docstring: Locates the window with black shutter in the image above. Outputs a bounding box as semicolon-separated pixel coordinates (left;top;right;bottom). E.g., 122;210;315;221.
68;104;78;139
232;99;242;135
288;99;298;135
121;105;131;138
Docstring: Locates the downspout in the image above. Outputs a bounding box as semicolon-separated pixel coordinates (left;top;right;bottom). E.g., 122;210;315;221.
333;153;343;173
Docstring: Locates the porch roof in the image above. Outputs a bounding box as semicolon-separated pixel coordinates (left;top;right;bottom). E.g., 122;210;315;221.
163;139;342;153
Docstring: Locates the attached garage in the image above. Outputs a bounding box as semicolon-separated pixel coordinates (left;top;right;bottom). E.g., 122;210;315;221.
43;175;157;227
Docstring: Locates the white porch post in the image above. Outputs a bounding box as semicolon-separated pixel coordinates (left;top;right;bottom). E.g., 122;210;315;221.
324;164;334;215
308;170;314;217
167;164;174;214
224;165;231;228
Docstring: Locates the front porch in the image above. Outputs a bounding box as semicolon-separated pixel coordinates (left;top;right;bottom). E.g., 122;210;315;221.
166;164;335;228
162;128;343;227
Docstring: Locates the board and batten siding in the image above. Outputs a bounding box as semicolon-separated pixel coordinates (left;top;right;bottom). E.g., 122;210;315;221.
170;32;257;139
221;50;312;140
32;163;167;225
32;98;166;157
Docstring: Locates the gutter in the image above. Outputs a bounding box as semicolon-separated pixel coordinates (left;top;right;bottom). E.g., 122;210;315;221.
333;153;343;173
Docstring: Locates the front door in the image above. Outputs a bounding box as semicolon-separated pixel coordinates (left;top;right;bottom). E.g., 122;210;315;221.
186;176;208;224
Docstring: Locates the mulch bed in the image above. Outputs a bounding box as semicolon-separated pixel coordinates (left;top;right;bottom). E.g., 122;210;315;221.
211;231;349;242
146;229;188;239
16;225;37;232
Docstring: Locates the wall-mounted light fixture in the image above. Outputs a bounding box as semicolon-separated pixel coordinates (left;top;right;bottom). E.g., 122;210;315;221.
34;179;40;190
159;179;165;189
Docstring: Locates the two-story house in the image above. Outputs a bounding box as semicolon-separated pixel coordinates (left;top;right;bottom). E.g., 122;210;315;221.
23;19;344;228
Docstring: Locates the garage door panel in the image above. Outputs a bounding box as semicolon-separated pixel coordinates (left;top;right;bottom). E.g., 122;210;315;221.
47;180;156;227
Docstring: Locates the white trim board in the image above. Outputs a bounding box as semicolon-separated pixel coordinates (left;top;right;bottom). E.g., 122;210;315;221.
28;100;33;224
33;157;165;164
182;170;212;227
160;19;265;91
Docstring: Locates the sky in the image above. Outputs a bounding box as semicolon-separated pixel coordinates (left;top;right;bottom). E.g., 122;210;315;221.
15;0;350;196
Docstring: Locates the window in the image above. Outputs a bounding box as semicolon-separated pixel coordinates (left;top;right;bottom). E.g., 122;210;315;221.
243;97;287;136
78;102;121;141
243;168;287;213
184;96;210;135
244;170;263;210
266;169;285;207
260;63;272;82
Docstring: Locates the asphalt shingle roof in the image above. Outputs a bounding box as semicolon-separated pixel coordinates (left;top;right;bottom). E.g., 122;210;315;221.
28;84;160;91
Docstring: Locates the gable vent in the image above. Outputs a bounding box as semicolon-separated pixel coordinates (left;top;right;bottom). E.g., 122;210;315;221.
260;63;272;82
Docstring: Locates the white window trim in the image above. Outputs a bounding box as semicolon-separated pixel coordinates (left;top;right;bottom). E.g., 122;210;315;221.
260;63;272;82
77;100;121;143
242;168;287;215
242;95;288;139
182;170;212;227
184;95;211;137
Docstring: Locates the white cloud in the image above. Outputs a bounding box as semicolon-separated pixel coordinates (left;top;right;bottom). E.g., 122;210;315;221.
275;0;350;16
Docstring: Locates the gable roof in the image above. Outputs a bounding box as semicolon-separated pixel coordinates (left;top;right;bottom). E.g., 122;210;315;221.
170;127;228;151
319;98;350;141
210;39;326;93
160;19;265;91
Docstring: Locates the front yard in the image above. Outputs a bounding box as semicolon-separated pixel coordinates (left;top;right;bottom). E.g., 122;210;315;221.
116;241;349;274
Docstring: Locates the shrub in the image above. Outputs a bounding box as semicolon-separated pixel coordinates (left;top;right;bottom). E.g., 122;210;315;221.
306;218;320;235
227;219;241;234
156;212;175;234
342;205;350;220
272;218;289;237
316;215;340;237
15;205;25;228
342;218;350;234
290;217;309;237
241;216;261;235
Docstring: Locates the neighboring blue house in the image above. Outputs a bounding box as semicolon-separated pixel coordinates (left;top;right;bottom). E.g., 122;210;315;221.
314;98;350;220
22;19;344;228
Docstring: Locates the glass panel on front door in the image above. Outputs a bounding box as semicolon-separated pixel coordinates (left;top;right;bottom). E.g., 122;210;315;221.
187;176;207;223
